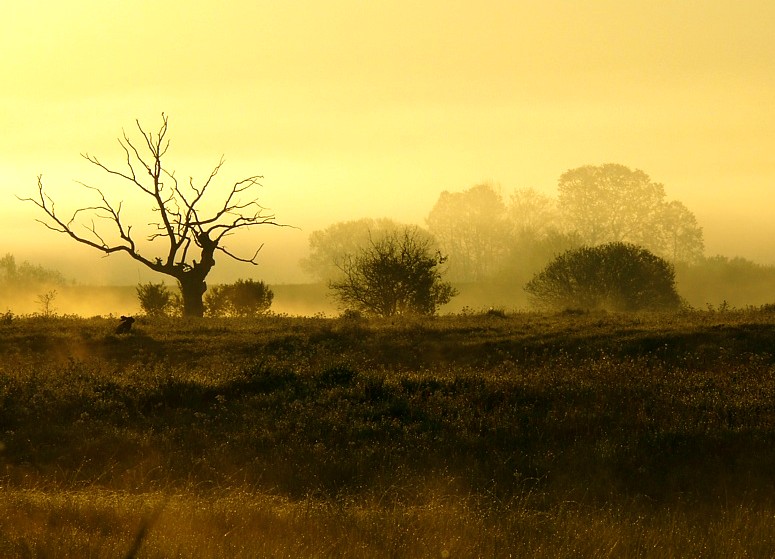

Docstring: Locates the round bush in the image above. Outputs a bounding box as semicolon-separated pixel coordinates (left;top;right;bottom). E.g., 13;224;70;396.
525;242;681;312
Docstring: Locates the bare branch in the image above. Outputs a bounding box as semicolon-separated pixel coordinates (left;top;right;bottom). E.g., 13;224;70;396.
217;244;263;265
19;115;290;317
17;176;162;271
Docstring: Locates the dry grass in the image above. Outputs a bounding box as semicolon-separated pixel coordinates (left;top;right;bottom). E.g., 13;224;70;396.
2;309;775;557
3;487;775;558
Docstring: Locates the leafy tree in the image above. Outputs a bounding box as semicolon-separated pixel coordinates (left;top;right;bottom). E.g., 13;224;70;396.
205;279;273;317
137;281;175;317
525;242;681;312
426;183;509;282
301;218;432;283
556;164;703;263
330;227;457;317
19;114;284;317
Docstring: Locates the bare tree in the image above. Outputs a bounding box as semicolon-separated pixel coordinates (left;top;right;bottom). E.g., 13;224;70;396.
19;114;284;317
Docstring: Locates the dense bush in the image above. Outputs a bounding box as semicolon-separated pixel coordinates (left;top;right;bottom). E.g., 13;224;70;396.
205;279;273;317
136;281;175;317
525;242;681;311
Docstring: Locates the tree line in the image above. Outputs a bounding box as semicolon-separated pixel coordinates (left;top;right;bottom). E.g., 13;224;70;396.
303;164;704;288
18;115;772;317
298;163;712;314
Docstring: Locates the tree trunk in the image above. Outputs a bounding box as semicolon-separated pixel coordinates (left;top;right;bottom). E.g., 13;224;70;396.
178;275;207;317
176;233;217;317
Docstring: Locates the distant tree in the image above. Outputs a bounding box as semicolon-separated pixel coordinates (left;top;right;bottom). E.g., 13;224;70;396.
35;289;58;318
19;114;284;317
137;281;174;317
330;227;457;317
300;218;432;283
426;183;509;282
556;164;703;262
495;228;582;289
507;188;559;238
660;200;704;264
525;242;681;312
0;254;67;288
205;279;273;317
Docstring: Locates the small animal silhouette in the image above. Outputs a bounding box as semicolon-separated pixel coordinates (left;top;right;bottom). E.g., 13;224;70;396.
116;315;135;334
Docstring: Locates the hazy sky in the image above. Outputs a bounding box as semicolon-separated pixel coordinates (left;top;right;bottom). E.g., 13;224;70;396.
2;1;774;283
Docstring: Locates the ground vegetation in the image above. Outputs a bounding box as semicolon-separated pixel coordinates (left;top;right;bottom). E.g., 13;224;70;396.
2;309;775;556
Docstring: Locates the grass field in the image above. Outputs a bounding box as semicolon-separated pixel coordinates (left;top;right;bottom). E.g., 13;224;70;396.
2;309;775;557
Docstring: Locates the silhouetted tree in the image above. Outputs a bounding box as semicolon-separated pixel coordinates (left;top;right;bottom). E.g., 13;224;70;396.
525;242;681;312
330;227;457;317
556;164;703;263
426;183;509;282
20;114;283;317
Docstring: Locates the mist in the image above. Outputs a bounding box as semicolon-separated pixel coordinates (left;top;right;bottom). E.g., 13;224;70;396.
6;166;775;319
3;2;774;316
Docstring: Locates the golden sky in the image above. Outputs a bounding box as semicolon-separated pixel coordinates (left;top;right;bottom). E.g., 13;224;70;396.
2;0;774;283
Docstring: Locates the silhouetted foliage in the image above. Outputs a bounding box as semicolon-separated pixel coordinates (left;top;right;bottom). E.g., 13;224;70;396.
525;242;681;311
19;114;284;317
204;279;273;317
330;227;457;317
137;282;174;317
557;164;704;263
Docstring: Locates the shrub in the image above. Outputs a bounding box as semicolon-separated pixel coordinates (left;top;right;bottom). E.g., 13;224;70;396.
329;228;457;317
136;281;174;317
204;279;273;317
524;242;681;312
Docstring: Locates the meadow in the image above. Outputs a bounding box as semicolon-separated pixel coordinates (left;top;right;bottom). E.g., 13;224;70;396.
2;308;775;557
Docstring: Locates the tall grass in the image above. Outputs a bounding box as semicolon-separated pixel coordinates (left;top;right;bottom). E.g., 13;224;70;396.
1;309;775;556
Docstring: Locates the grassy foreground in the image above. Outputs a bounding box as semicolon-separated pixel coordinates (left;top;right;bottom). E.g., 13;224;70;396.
2;310;775;557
